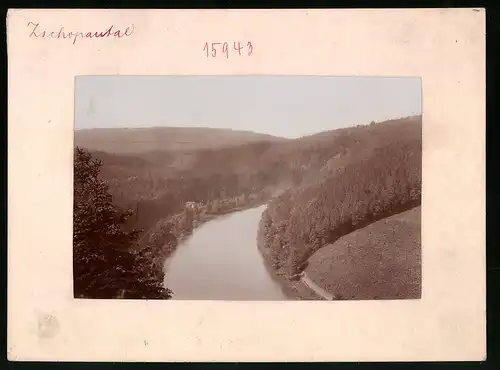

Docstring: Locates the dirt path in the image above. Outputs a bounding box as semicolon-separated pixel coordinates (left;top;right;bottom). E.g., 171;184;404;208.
300;273;334;300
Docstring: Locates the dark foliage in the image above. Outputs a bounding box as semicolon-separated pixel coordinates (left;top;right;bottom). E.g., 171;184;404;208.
73;147;171;299
259;116;422;276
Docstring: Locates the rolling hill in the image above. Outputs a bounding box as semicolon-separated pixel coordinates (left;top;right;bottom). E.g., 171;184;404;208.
74;126;287;154
304;206;421;300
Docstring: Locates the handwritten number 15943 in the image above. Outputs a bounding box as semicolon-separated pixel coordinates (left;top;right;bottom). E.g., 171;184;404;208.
203;41;253;58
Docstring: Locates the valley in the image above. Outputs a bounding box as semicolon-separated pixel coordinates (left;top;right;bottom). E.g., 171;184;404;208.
74;115;422;300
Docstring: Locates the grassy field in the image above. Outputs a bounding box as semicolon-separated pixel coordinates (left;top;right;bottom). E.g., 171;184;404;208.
305;206;421;300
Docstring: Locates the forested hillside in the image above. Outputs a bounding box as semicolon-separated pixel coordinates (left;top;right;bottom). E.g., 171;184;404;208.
86;117;420;234
257;116;422;297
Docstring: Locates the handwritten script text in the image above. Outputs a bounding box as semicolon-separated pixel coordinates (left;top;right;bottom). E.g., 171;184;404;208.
27;22;135;45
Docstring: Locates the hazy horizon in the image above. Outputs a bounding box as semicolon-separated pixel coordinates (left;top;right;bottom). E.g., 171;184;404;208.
75;76;422;139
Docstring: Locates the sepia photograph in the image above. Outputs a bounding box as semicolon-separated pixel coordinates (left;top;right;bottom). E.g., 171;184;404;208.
73;75;422;301
8;8;485;362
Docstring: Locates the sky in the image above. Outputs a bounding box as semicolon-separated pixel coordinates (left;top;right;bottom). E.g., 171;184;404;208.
74;76;421;139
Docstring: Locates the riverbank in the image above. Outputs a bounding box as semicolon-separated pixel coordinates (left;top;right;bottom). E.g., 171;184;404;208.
137;200;270;297
256;224;323;300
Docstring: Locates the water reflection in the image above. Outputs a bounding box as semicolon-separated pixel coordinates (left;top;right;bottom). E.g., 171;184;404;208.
163;205;288;300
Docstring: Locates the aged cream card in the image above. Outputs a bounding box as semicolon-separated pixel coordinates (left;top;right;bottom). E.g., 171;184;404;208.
7;8;485;362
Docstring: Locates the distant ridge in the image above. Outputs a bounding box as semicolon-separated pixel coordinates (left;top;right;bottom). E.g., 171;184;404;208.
74;126;287;154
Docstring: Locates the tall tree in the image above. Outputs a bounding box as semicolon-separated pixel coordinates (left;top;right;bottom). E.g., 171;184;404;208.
73;147;171;299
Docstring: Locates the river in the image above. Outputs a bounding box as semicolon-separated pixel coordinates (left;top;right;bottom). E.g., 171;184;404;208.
163;205;289;300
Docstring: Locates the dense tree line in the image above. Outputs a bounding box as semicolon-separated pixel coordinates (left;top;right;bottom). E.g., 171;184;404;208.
73;147;172;299
258;117;422;278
